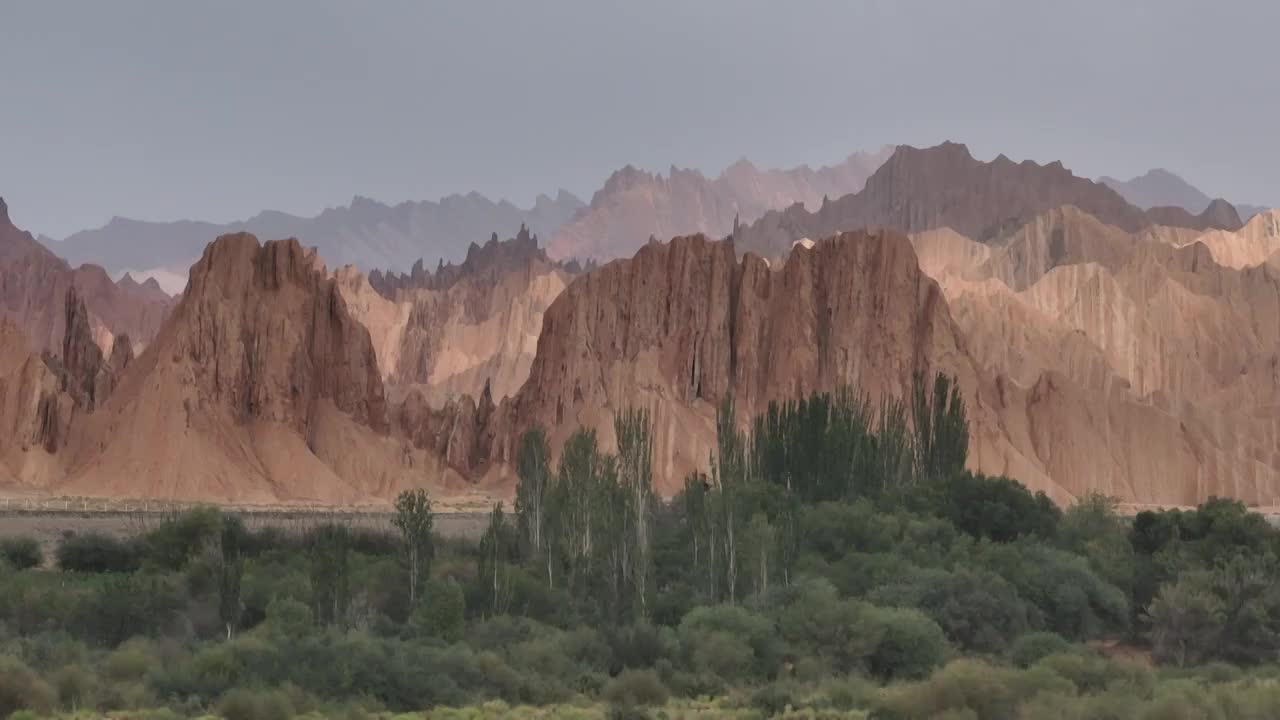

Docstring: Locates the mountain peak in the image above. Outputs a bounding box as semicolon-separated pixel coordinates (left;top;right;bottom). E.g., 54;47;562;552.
0;196;8;225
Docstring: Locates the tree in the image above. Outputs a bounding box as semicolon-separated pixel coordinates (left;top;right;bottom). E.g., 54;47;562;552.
393;488;435;606
477;502;518;617
412;578;466;642
615;406;655;618
911;372;969;486
1147;571;1225;666
219;515;246;640
308;524;351;627
515;427;553;581
712;394;748;604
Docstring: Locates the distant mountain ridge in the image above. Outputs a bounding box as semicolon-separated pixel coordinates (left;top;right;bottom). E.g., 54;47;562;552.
52;190;586;289
1099;168;1268;220
733;143;1244;259
547;147;895;260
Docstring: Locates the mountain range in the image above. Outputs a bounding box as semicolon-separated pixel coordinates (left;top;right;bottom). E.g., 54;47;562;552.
1099;168;1268;221
51;191;586;294
1;142;1277;510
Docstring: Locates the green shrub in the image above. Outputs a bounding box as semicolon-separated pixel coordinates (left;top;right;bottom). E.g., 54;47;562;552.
1008;631;1072;667
678;604;781;685
56;532;140;573
0;537;42;570
413;578;466;642
866;606;950;681
217;687;296;720
0;655;56;718
603;669;669;707
750;681;797;716
139;507;221;570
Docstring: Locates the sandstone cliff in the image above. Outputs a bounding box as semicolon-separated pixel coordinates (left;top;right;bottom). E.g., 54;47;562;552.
53;233;455;502
472;231;1027;496
0;197;173;356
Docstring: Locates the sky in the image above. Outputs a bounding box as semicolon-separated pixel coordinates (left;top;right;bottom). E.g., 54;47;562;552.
2;0;1276;239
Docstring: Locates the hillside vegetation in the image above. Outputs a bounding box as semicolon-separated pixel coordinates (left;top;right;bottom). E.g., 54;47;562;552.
1;375;1278;719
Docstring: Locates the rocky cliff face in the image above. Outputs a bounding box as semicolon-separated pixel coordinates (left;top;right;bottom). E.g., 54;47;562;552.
733;143;1239;260
0;197;173;357
480;230;988;494
546;148;895;261
433;218;1280;507
50;233;453;502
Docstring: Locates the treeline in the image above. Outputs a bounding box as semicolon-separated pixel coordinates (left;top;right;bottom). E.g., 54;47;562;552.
0;374;1278;719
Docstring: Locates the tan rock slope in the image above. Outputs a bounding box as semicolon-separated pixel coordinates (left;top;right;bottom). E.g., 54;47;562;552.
912;208;1280;506
546;147;895;261
340;226;575;406
1175;210;1280;269
0;197;173;356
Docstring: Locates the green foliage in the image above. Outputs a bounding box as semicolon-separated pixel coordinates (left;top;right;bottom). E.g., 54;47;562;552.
307;523;352;627
393;488;435;606
0;655;56;718
875;567;1032;654
56;532;140;573
515;426;553;566
2;384;1278;718
217;687;296;720
139;506;222;570
1007;631;1072;668
219;514;246;639
678;604;781;685
0;536;42;570
1148;554;1280;666
414;578;466;643
938;472;1060;543
602;669;668;707
476;503;518;617
911;371;969;487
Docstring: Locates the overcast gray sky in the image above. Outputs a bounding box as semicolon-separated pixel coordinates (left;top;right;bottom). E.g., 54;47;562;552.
2;0;1276;238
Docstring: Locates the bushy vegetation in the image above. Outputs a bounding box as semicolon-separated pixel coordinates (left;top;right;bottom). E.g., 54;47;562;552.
0;373;1277;718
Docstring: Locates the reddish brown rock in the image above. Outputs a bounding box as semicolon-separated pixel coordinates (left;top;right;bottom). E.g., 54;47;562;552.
47;233;453;502
0;196;173;357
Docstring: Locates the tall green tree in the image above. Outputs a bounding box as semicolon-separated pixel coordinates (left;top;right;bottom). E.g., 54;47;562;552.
615;406;656;618
712;394;749;604
515;427;554;585
477;502;518;617
308;524;351;627
218;514;245;640
911;372;969;485
393;488;435;606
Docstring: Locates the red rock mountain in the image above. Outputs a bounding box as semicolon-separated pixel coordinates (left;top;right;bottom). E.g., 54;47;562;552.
733;143;1243;259
547;147;895;261
481;230;986;495
455;221;1279;508
0;197;173;356
47;234;458;502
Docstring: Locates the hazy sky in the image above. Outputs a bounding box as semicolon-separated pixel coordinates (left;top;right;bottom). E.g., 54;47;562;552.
2;0;1276;238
